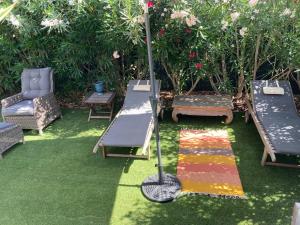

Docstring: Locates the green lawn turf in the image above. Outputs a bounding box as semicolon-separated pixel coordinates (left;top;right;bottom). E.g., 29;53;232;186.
0;109;299;225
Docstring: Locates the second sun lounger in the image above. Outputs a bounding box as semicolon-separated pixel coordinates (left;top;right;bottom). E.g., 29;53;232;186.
93;80;160;159
246;80;300;168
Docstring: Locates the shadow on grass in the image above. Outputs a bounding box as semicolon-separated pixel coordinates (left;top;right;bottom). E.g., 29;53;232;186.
1;109;299;225
122;112;300;225
0;109;134;225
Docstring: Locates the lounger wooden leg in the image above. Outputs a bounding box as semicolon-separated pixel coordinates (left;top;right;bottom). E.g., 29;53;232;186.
147;144;151;160
245;110;250;123
172;110;179;122
0;154;3;160
160;108;164;120
20;136;25;144
102;146;106;158
92;139;102;154
225;111;233;124
109;102;114;121
261;148;268;166
88;108;92;122
269;149;276;162
38;129;43;135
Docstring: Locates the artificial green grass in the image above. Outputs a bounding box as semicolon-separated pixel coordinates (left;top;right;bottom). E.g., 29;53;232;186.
0;109;299;225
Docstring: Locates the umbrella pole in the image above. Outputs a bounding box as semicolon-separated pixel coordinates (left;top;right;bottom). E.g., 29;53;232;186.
141;0;181;203
144;1;164;184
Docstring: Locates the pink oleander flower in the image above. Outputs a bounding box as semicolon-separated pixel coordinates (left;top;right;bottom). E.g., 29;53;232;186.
221;20;228;31
134;15;145;24
230;12;240;22
147;1;154;8
185;15;197;27
171;10;189;20
189;51;197;60
113;51;120;59
195;63;203;70
281;8;292;16
239;27;248;37
159;28;166;36
9;14;21;28
41;18;65;28
249;0;258;7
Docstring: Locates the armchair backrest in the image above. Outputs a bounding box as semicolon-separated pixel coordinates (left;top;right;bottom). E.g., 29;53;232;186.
21;67;54;99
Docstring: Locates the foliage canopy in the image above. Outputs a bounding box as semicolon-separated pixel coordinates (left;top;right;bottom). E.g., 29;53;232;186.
0;0;299;99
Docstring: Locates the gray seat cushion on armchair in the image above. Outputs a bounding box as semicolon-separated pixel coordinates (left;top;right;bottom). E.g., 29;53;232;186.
21;67;53;99
0;122;14;130
2;100;34;116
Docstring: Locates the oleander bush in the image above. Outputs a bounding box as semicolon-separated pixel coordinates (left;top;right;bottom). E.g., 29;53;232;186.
0;0;300;100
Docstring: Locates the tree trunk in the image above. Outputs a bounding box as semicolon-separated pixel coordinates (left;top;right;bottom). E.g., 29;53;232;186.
253;34;262;80
236;72;245;99
162;62;179;94
186;76;201;95
221;54;228;81
209;76;221;95
236;31;246;99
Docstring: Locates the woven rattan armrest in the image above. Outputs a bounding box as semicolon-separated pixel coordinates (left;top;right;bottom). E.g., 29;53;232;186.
1;93;23;108
33;93;59;117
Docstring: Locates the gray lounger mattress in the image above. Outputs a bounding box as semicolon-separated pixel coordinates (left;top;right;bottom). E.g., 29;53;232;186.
99;80;159;148
100;113;153;147
252;80;300;155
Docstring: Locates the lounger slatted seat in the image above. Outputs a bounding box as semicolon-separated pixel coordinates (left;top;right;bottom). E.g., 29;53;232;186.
246;80;300;168
93;80;160;159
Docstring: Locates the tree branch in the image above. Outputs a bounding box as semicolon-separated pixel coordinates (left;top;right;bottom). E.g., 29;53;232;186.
253;34;262;80
186;76;201;95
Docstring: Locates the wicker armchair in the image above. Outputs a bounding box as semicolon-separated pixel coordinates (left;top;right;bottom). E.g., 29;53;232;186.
1;67;62;134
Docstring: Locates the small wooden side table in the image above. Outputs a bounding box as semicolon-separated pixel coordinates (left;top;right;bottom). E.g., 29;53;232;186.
84;92;115;121
172;95;233;124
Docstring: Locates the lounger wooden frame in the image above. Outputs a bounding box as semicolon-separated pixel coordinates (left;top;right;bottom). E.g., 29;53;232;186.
92;80;161;160
245;95;300;169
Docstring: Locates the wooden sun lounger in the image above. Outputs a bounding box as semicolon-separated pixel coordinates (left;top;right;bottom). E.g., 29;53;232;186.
93;80;160;159
245;80;300;168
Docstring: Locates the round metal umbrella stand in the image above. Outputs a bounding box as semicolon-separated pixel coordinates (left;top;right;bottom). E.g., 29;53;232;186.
141;0;181;203
141;173;181;203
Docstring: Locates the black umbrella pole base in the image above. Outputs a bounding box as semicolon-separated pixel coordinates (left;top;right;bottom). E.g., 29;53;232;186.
141;173;181;203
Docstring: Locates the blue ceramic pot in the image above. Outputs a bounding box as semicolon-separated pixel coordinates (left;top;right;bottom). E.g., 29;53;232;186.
95;81;104;93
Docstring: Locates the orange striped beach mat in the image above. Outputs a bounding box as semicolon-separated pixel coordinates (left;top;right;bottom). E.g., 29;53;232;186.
177;130;245;198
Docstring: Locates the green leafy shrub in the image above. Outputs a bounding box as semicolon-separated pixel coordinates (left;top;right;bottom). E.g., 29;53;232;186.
0;0;299;100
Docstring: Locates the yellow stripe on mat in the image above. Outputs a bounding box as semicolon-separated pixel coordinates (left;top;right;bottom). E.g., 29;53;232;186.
180;179;245;197
178;154;236;166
